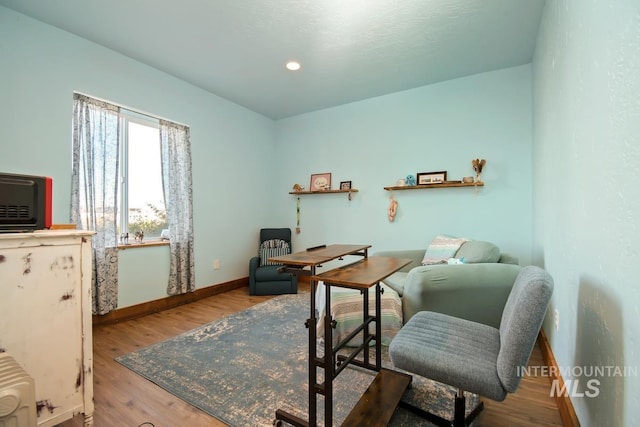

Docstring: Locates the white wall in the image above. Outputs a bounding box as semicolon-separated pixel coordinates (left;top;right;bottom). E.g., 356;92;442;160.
0;6;278;307
533;1;640;425
275;65;534;265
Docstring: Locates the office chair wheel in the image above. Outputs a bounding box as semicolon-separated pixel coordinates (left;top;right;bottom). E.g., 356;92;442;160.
273;419;283;426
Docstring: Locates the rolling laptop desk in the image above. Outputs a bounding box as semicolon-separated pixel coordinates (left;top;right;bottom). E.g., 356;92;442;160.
270;244;412;427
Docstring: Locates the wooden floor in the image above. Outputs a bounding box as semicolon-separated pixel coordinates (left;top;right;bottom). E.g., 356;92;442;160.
61;283;563;427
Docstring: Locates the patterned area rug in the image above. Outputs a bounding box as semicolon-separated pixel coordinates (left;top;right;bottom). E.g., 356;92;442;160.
116;292;479;426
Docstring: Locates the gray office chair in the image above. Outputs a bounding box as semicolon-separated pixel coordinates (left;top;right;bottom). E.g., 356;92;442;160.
389;265;554;427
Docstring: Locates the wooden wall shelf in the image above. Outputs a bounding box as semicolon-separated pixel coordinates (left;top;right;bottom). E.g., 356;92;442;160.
289;189;358;195
383;182;483;191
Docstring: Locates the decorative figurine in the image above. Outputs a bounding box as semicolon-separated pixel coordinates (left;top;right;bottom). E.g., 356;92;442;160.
388;194;398;222
134;230;144;243
120;232;129;245
472;158;486;183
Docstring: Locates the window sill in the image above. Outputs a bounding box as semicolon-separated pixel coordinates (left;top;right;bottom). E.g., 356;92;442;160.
118;240;170;250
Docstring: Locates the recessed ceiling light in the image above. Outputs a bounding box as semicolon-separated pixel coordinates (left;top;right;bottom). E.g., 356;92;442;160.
286;61;301;71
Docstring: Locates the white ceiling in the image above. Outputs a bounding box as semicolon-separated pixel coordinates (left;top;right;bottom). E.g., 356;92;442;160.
0;0;545;119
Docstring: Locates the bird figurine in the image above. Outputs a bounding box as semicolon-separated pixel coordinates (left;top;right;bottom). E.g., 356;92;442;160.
472;159;486;183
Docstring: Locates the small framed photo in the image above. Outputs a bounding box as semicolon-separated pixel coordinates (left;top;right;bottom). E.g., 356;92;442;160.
417;171;447;185
310;173;332;191
339;181;352;190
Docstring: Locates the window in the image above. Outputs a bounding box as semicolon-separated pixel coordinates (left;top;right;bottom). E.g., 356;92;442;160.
72;92;195;303
119;111;167;240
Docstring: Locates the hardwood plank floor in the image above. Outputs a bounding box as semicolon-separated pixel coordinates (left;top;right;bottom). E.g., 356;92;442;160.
60;283;563;427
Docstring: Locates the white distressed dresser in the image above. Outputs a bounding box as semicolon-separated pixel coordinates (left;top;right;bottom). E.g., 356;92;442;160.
0;230;94;426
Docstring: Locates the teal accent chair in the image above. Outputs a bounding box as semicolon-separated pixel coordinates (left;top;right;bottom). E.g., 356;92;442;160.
249;228;298;296
373;240;522;327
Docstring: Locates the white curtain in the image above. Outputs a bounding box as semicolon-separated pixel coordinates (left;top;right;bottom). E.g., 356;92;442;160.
70;94;120;315
160;120;195;295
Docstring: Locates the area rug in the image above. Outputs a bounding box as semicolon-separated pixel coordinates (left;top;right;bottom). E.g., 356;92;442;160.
116;292;479;426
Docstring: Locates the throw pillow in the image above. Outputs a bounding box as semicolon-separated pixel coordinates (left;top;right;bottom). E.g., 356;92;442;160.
421;235;468;265
454;240;501;263
259;239;290;266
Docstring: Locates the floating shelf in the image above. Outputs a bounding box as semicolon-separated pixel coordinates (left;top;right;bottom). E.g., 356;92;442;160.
289;189;358;195
383;182;483;191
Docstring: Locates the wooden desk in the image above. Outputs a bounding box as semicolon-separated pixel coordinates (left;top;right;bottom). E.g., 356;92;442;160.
271;246;412;427
272;244;371;269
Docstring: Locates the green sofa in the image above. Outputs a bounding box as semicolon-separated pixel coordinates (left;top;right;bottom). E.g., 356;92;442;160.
374;240;521;328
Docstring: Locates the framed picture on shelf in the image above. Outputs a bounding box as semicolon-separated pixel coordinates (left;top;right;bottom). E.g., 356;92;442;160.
340;181;352;190
417;171;447;185
310;173;332;191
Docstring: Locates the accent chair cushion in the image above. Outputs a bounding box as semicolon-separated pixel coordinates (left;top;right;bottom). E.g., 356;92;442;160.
259;239;290;266
254;265;291;281
389;311;507;401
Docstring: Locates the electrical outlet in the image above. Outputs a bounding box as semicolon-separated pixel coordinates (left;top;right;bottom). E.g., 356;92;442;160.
213;259;220;270
554;309;560;331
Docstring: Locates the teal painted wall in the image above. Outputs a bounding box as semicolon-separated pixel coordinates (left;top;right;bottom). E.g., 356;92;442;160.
275;65;533;266
533;1;640;425
4;3;637;425
0;7;278;308
0;7;534;312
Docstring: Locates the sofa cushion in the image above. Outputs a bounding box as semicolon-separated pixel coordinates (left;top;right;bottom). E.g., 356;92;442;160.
382;272;408;296
259;239;290;266
421;235;468;265
498;253;520;265
455;240;501;263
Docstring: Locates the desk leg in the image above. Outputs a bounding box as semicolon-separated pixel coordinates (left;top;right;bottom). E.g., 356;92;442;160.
362;287;370;367
324;282;334;426
309;271;318;426
362;284;382;371
274;270;317;427
375;282;382;371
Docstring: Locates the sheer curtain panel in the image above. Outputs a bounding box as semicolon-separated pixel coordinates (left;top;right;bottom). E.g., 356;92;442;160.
70;94;120;315
160;120;195;295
